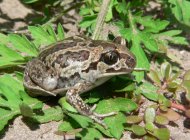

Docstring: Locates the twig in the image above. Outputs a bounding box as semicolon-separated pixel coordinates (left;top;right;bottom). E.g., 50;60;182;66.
92;0;111;40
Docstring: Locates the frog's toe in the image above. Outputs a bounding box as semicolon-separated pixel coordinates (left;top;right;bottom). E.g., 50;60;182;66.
93;111;117;118
90;104;117;118
89;115;107;129
89;111;117;129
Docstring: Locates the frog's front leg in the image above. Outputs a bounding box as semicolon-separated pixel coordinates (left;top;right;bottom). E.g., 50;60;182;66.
66;84;116;128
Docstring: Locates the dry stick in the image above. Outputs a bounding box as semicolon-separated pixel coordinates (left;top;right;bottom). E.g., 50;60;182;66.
92;0;111;40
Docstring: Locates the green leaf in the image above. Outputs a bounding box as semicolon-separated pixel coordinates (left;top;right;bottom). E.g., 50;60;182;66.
135;16;169;33
159;30;182;36
14;71;24;82
22;0;39;4
0;74;42;131
32;106;63;123
0;33;9;44
95;98;137;114
152;128;170;140
119;28;132;42
182;74;190;100
28;26;55;46
0;108;20;131
139;82;159;101
20;91;43;110
148;70;161;86
0;30;41;68
114;98;138;112
79;7;91;16
57;23;65;41
140;32;158;52
115;0;128;15
45;24;57;42
76;128;103;140
131;41;149;82
126;115;143;124
20;102;34;117
167;81;179;89
79;15;97;28
8;34;38;56
157;30;188;45
67;113;93;128
168;0;190;26
182;80;190;101
143;135;157;140
105;0;118;21
104;112;126;139
94;124;113;138
58;120;80;132
184;70;190;80
115;82;136;92
0;83;21;109
145;108;156;123
132;125;147;136
86;91;101;104
145;122;155;132
58;97;77;113
155;115;169;125
0;44;25;68
89;98;134;139
161;62;172;81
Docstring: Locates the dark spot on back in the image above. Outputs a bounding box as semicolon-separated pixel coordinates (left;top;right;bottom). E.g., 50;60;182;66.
82;61;98;73
40;42;78;61
52;50;90;68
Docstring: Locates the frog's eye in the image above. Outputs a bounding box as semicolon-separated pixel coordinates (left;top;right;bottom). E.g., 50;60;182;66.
101;51;119;65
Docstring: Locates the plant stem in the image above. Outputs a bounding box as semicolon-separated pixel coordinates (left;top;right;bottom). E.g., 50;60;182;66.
92;0;111;40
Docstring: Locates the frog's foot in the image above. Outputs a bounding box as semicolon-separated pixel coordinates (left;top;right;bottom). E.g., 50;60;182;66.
89;104;117;128
90;104;117;118
89;114;107;128
90;112;117;129
66;89;117;128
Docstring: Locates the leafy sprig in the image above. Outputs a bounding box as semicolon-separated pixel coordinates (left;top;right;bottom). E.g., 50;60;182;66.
0;23;64;69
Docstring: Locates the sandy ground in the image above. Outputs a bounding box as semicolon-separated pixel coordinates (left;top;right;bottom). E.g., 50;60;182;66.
0;0;190;139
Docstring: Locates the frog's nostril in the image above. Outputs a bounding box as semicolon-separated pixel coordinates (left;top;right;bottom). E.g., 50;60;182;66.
125;56;136;68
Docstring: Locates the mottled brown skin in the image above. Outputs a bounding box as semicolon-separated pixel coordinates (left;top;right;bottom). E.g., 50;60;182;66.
23;36;136;127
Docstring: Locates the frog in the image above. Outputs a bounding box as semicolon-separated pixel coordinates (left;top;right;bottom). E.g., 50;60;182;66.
23;36;136;127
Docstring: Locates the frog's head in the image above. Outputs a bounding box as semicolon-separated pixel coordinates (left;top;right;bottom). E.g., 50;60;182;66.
92;40;136;77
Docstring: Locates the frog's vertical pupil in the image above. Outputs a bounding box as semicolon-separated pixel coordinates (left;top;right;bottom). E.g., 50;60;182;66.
101;51;119;65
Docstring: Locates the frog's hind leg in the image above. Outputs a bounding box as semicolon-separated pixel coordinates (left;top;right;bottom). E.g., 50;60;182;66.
66;83;116;128
28;59;58;91
24;59;56;96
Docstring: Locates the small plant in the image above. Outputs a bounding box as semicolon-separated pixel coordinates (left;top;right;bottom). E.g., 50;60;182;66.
148;62;181;97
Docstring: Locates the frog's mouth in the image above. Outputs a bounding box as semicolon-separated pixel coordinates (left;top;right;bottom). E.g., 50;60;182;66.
99;68;133;78
106;67;134;73
99;72;130;77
